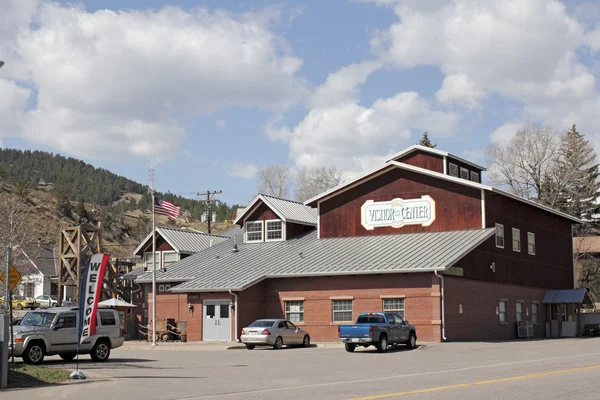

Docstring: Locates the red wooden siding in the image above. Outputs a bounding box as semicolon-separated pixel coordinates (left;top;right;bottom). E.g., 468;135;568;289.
396;150;444;173
244;202;279;225
319;168;482;238
451;192;574;289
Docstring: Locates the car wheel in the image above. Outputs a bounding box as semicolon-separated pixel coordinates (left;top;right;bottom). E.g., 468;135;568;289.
59;353;76;361
23;341;45;365
16;304;23;310
407;332;417;349
273;336;283;350
377;335;388;353
52;303;58;307
245;344;255;350
302;335;310;348
345;343;356;352
91;340;111;362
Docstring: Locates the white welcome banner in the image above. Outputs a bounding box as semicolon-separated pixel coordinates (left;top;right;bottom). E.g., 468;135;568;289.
361;195;436;231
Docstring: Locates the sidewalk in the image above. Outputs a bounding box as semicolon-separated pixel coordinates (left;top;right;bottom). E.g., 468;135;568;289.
118;340;348;351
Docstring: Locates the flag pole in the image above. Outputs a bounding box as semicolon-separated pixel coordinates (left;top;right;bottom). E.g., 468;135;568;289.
151;185;157;347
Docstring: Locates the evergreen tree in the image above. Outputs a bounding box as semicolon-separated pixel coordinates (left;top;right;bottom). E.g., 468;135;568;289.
53;181;72;217
418;132;436;148
76;200;89;222
555;124;600;226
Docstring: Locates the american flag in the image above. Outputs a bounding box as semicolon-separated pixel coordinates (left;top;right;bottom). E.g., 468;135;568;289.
154;198;180;219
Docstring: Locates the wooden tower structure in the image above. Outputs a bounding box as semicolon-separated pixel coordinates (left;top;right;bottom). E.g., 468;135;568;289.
57;222;118;305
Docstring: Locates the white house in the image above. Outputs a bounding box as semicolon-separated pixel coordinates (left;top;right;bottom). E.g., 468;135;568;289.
12;247;59;299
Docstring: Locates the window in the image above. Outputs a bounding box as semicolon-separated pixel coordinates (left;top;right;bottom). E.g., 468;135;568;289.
528;232;536;255
470;171;480;182
220;304;229;319
332;300;353;322
496;224;505;248
285;301;304;322
164;284;171;291
499;300;507;323
266;220;283;241
516;302;523;322
382;298;405;319
532;303;538;324
512;228;521;252
158;284;165;292
206;304;215;318
460;167;469;180
99;311;116;326
144;251;160;270
58;314;77;328
24;282;35;299
245;221;263;242
285;321;297;329
449;163;458;177
163;251;179;268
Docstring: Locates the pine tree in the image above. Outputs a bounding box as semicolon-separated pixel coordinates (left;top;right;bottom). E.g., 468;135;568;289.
76;200;89;222
555;124;600;226
418;132;436;148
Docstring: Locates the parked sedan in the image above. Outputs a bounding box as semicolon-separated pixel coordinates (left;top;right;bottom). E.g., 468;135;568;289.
240;319;311;350
12;296;38;310
35;295;58;308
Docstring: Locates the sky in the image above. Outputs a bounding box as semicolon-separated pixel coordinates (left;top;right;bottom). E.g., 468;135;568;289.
2;0;600;206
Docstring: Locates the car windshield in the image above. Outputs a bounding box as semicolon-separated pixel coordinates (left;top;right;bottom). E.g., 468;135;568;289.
49;295;58;300
249;320;276;327
19;312;56;327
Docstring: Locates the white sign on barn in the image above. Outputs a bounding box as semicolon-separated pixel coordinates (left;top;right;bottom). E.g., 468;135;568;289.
361;196;436;231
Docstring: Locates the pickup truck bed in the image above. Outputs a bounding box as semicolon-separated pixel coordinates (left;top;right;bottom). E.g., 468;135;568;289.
338;312;417;353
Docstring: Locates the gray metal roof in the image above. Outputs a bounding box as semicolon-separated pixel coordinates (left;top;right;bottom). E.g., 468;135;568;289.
136;228;495;292
235;194;317;226
543;289;593;304
133;226;229;256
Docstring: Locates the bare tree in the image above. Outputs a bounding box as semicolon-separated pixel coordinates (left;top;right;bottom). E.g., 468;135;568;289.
295;166;347;203
573;233;600;303
257;164;292;198
487;124;561;206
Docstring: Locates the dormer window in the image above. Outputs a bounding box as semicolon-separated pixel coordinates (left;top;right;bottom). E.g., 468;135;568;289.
470;171;480;182
449;163;458;177
459;167;469;180
245;221;263;242
266;220;283;241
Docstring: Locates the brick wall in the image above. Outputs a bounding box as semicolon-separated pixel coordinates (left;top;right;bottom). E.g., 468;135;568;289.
444;277;548;341
263;273;441;342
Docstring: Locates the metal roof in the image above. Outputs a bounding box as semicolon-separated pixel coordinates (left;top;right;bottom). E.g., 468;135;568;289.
234;194;317;225
386;144;487;171
542;289;593;304
133;226;229;256
136;228;495;292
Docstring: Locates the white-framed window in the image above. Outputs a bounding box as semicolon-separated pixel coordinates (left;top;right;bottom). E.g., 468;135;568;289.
512;228;521;252
470;171;480;182
499;300;507;323
158;284;165;292
164;284;171;291
528;232;536;255
532;302;538;324
144;251;160;270
382;298;405;319
245;221;264;242
332;300;353;322
285;301;304;322
496;223;505;248
162;251;179;268
266;219;283;241
460;167;469;180
449;163;458;177
516;301;523;322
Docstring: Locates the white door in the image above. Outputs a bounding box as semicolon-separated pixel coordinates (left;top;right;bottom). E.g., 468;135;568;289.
203;300;231;341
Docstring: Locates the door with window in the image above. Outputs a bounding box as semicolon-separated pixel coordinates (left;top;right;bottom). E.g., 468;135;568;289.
385;313;402;342
203;300;231;341
49;312;78;352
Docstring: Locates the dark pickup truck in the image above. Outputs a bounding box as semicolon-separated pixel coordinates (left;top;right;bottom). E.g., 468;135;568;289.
338;312;417;353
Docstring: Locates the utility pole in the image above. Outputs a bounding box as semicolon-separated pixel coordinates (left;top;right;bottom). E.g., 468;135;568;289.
149;167;157;346
198;190;222;234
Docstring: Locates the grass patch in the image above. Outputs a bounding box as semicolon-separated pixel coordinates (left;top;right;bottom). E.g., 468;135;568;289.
8;364;71;388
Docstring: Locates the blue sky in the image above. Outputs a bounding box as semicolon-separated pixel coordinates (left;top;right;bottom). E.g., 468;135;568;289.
2;0;600;206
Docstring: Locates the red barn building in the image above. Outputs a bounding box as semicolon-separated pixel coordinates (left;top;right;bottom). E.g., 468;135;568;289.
135;145;583;343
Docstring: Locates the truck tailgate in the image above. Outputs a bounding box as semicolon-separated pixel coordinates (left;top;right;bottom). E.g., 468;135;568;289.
339;324;371;338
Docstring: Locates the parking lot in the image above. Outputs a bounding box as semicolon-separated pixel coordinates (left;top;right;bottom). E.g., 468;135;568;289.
5;338;600;400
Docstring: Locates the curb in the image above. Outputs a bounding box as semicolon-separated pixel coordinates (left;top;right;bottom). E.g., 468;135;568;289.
117;341;430;351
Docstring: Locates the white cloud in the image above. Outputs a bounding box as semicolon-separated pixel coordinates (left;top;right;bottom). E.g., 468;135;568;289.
216;120;226;131
0;1;308;161
265;116;292;142
436;74;485;109
228;161;259;179
276;91;459;177
308;61;381;108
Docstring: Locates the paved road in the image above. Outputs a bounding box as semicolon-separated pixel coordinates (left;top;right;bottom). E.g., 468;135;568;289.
4;338;600;400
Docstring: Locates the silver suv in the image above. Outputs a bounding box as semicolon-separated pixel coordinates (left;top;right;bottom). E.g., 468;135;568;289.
9;307;124;364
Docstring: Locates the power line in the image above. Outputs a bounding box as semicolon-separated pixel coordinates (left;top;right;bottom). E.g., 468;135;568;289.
197;190;222;234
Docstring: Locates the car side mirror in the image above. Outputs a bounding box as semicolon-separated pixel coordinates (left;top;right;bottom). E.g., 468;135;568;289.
53;323;63;330
404;320;409;325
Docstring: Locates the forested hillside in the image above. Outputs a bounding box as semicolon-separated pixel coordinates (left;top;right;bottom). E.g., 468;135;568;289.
0;148;241;221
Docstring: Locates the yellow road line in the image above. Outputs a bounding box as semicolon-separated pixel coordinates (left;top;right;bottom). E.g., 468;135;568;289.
348;364;600;400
